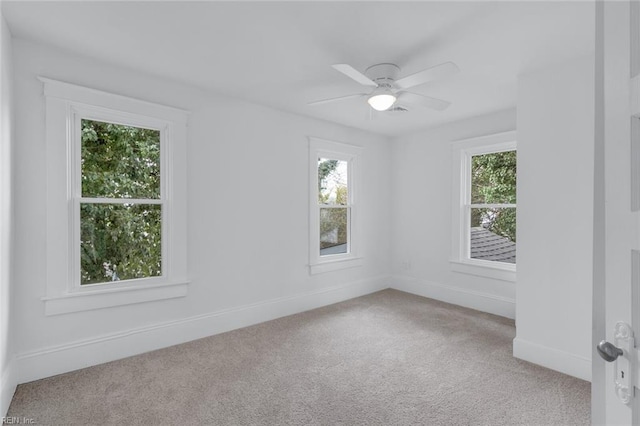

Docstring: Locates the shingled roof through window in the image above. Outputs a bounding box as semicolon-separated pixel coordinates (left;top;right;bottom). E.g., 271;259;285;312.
470;227;516;264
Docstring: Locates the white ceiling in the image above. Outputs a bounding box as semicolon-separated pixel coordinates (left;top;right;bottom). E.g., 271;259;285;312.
2;1;594;137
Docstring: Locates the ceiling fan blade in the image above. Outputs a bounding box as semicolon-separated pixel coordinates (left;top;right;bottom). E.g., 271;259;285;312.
332;64;378;87
397;91;451;111
307;93;367;106
395;62;459;90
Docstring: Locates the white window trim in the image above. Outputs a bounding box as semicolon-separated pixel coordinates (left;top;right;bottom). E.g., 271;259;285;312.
308;137;363;275
40;77;190;315
450;130;517;283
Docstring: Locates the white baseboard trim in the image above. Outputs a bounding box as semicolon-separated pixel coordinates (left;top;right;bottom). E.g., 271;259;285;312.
15;275;390;385
390;275;515;319
513;337;591;382
1;359;17;417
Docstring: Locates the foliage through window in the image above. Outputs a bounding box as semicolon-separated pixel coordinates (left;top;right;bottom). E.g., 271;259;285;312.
318;158;349;256
468;150;517;264
80;119;163;284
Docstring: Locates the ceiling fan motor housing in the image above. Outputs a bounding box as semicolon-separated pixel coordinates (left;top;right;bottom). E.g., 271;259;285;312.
365;63;401;85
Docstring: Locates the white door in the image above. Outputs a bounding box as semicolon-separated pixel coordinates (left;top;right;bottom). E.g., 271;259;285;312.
597;1;640;424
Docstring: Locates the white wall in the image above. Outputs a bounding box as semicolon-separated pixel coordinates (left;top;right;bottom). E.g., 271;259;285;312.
514;56;594;381
11;39;391;383
0;7;15;417
389;109;517;318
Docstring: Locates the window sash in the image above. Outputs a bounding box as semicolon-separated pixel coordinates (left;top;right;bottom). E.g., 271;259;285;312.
317;157;353;206
319;205;351;257
73;112;167;202
462;211;517;264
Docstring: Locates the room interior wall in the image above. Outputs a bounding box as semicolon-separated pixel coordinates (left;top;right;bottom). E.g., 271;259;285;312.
514;55;595;382
0;8;15;418
389;109;518;319
10;39;392;384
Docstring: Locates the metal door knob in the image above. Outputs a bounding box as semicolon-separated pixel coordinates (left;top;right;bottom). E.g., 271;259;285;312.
597;340;624;362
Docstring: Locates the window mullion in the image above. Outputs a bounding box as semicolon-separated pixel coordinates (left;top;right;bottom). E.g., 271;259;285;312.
80;197;163;205
469;203;517;209
317;204;351;208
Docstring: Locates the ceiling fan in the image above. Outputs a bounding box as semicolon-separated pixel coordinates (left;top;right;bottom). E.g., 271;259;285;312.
309;62;459;113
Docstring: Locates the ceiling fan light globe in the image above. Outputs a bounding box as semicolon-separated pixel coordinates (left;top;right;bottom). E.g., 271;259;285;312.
367;94;396;111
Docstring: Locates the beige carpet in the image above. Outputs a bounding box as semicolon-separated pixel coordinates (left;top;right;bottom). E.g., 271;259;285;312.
7;289;590;425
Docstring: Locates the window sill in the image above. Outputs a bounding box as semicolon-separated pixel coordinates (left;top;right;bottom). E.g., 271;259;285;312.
42;281;189;316
450;259;516;282
309;257;363;275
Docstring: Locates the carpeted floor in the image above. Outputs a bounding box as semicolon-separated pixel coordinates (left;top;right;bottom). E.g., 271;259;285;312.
8;289;590;425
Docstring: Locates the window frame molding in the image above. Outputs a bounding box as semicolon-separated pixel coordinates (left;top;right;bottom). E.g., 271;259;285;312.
308;137;363;275
450;131;517;282
40;77;190;315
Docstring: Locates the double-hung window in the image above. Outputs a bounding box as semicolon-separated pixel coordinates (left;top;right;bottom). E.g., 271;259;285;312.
41;78;189;315
309;138;362;274
79;118;164;285
451;131;517;281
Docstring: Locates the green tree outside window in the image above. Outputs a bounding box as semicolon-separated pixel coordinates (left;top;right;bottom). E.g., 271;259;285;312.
80;119;162;284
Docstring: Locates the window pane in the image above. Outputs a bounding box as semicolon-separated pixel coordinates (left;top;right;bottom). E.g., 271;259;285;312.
82;119;161;199
318;158;348;205
320;207;348;256
470;207;516;264
471;151;516;204
80;203;162;284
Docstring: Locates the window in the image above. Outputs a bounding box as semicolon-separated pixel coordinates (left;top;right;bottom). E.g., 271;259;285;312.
309;138;363;274
451;131;516;282
41;78;189;315
80;119;163;285
469;150;517;264
319;158;349;256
